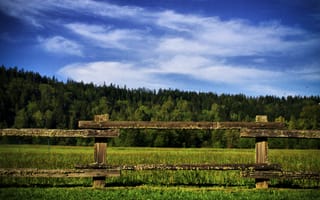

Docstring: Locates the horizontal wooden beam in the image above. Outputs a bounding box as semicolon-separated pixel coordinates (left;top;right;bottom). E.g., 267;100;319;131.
75;163;282;171
78;121;284;130
241;170;320;180
0;129;120;138
0;168;120;178
240;129;320;139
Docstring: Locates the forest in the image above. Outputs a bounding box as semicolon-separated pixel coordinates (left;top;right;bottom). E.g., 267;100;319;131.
0;66;319;148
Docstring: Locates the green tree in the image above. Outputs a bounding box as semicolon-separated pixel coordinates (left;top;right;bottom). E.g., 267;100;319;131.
91;97;110;116
299;105;320;129
39;84;55;112
134;105;151;121
153;96;174;121
32;110;44;128
44;110;54;128
275;116;285;123
288;115;297;130
14;108;28;128
172;99;192;121
202;103;222;121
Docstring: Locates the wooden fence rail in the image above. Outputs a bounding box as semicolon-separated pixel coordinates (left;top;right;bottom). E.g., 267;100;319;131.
78;120;284;130
75;163;282;171
240;129;320;139
0;168;120;178
0;129;120;138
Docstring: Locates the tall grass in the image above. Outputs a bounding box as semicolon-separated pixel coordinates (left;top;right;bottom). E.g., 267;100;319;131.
1;187;320;200
0;145;319;188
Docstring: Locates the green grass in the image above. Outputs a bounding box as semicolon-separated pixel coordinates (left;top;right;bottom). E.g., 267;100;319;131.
0;144;319;199
0;187;319;200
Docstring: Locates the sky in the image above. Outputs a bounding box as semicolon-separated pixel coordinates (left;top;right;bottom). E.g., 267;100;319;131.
0;0;320;97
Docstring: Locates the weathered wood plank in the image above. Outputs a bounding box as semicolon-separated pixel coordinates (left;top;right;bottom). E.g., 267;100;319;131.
0;168;120;178
94;142;107;164
255;115;268;123
92;115;109;188
241;170;320;180
241;129;320;139
255;115;269;189
256;137;268;164
75;163;282;171
78;121;284;130
93;138;107;188
0;129;120;138
94;114;109;122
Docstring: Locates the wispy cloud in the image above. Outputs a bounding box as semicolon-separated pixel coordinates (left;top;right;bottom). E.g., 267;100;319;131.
248;84;297;97
0;0;144;28
61;0;144;19
38;36;83;56
65;23;143;50
59;58;320;96
2;0;317;56
155;15;317;57
288;64;320;82
58;55;314;96
1;0;319;96
59;61;167;89
151;54;283;86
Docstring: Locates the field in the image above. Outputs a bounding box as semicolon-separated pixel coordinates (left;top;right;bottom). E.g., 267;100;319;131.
0;145;319;199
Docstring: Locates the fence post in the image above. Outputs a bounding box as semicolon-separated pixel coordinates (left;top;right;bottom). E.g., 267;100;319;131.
93;114;109;188
255;115;269;189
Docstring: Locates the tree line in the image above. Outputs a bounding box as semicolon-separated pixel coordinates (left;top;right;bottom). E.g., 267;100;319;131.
0;66;319;148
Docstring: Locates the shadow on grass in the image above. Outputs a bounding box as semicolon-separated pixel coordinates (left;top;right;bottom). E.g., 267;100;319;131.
271;179;320;189
0;180;319;189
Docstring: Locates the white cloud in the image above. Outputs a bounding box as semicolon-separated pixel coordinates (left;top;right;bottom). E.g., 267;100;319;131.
0;0;144;27
58;55;284;94
155;55;211;74
38;36;83;56
59;61;168;89
248;84;297;97
150;55;281;84
60;0;144;19
288;64;320;82
201;65;281;85
65;23;143;50
155;14;318;57
156;10;208;32
156;38;210;55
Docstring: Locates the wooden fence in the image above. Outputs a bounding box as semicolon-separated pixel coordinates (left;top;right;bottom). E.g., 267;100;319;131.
0;114;319;188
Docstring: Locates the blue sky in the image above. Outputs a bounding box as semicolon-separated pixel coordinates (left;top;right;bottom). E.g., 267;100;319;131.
0;0;320;96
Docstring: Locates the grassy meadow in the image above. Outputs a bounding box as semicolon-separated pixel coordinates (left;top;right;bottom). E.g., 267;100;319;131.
0;145;319;199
